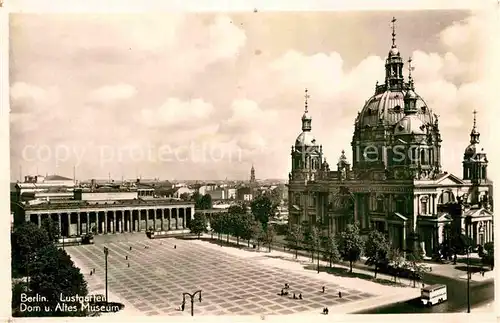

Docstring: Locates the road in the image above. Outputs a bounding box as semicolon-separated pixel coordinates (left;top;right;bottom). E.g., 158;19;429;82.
356;273;494;313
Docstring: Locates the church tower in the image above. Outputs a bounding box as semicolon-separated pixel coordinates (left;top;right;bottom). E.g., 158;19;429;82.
290;89;323;182
463;110;488;184
250;164;256;183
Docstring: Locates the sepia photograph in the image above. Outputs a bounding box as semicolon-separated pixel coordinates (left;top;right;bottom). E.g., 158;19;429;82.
8;6;497;319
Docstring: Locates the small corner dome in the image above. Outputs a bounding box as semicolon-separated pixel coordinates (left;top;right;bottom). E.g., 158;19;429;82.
465;143;487;156
295;132;317;147
394;115;427;136
405;88;417;100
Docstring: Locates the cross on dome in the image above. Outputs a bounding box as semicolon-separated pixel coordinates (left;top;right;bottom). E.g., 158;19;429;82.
304;88;310;113
391;17;397;48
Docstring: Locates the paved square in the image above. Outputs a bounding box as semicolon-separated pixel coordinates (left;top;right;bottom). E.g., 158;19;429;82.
66;236;375;316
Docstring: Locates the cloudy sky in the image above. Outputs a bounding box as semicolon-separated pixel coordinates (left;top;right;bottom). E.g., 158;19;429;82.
9;10;495;181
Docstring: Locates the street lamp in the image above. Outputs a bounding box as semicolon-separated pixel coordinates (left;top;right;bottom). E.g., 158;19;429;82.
465;216;472;313
103;246;109;303
182;290;202;316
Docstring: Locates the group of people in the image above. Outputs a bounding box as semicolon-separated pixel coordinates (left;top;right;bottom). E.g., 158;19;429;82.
280;283;302;299
89;268;96;276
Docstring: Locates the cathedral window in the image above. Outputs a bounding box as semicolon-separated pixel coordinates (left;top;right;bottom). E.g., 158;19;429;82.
394;105;401;113
421;106;427;112
294;194;300;205
438;191;455;204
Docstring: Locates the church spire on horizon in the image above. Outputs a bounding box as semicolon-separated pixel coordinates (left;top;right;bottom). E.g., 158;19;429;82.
301;88;312;132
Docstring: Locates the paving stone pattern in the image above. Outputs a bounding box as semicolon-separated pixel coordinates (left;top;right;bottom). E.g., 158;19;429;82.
66;238;374;316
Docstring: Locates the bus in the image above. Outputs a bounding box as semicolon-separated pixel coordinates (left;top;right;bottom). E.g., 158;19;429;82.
421;284;447;306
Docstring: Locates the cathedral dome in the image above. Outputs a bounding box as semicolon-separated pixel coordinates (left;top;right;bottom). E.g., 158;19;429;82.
295;132;317;147
356;90;434;128
394;114;427;136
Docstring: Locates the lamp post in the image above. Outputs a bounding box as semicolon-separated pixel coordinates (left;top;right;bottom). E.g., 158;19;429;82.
465;216;471;313
182;290;202;316
103;246;109;303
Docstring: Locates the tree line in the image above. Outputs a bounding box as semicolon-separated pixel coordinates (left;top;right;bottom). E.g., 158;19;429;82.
11;219;89;317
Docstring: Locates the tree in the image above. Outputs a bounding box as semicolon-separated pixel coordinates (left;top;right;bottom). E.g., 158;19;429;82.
11;223;50;277
200;194;213;210
301;225;315;262
364;230;391;278
482;241;494;270
388;248;405;282
287;224;302;259
251;195;275;229
227;204;246;245
188;213;207;239
405;247;430;287
324;234;341;268
263;225;276;252
337;223;364;273
20;245;89;317
41;218;60;243
251;221;264;250
239;214;255;247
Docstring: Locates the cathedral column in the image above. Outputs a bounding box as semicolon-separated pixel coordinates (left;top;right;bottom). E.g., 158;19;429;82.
37;214;41;228
58;213;62;235
353;194;359;224
96;212;100;234
121;212;124;233
176;209;179;229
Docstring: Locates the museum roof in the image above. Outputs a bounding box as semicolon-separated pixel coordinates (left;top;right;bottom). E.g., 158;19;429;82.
21;199;194;211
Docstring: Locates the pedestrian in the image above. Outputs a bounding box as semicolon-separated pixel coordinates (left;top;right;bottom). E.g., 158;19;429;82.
323;308;326;314
338;291;342;298
125;255;128;260
181;302;185;311
93;268;95;273
130;246;132;251
299;293;302;300
482;270;485;277
293;293;296;299
90;271;92;276
325;307;329;315
281;289;284;296
322;286;325;293
127;263;130;268
174;245;177;249
422;283;425;288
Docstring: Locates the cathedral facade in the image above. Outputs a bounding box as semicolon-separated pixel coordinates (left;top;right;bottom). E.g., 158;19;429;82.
287;20;494;256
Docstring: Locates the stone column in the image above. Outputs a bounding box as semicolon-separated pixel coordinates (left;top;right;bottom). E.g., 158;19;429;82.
85;212;90;234
121;212;124;233
129;211;133;232
402;222;407;253
167;209;171;230
37;214;41;228
58;213;62;235
77;213;81;236
96;212;100;234
104;212;108;234
153;209;156;231
160;209;164;231
176;209;179;229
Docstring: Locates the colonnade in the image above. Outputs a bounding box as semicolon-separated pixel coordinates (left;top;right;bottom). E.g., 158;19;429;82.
26;206;194;237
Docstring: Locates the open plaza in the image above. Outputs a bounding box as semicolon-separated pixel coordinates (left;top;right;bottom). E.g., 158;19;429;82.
66;234;419;316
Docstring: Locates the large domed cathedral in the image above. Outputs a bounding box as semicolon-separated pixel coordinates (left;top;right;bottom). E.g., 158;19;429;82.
287;18;493;256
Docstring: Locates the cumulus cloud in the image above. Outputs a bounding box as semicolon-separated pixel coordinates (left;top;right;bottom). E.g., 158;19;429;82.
88;84;137;103
141;98;214;128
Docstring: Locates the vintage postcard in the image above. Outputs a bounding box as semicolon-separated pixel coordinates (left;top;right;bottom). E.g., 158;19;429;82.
7;2;498;321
